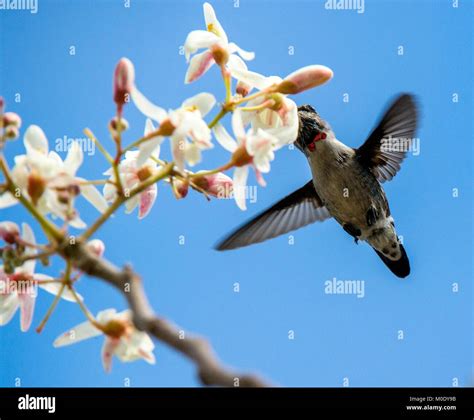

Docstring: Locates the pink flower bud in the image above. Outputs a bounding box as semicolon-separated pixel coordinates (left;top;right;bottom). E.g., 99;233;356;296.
86;239;105;257
113;58;135;112
3;112;22;128
194;172;233;198
0;222;20;244
277;65;333;95
173;179;189;199
4;125;19;140
108;116;129;137
236;80;252;97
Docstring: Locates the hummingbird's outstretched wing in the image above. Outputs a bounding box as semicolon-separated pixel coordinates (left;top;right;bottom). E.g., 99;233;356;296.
215;181;331;251
356;94;419;182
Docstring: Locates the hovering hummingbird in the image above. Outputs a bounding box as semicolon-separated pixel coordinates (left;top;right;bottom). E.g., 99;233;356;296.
216;94;418;278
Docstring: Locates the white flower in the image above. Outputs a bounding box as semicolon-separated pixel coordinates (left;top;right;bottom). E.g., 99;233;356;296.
229;69;300;145
103;146;159;219
0;223;81;332
213;109;284;210
184;2;254;83
86;239;105;257
131;92;216;171
53;308;155;373
0;125;108;228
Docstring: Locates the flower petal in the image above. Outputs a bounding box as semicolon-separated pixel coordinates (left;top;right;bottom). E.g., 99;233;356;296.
184;30;220;61
254;167;267;187
137;119;163;167
103;181;117;203
203;2;228;43
75;178;109;213
137;138;161;167
231;109;247;144
102;338;119;373
64;142;83;176
116;332;156;364
130;87;167;123
140;350;156;365
21;223;37;275
0;294;19;326
229;67;269;90
233;166;249;211
213;123;237;153
184;50;215;84
24;125;49;155
227;54;248;72
18;289;36;332
265;98;299;145
228;42;255;61
0;192;18;209
125;195;140;214
53;320;103;347
68;216;87;229
96;308;118;324
138;185;157;219
171;135;186;172
38;280;82;303
246;129;276;174
184;143;201;166
182;92;216;117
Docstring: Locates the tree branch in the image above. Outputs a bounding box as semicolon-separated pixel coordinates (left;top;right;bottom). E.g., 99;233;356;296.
60;240;269;387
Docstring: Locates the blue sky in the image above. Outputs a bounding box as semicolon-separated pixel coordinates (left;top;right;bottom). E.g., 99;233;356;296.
0;0;472;387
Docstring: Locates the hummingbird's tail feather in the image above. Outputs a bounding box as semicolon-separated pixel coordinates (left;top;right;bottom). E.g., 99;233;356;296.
373;244;410;278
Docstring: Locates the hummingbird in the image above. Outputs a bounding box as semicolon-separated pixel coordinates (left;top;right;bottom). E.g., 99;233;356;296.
215;94;418;278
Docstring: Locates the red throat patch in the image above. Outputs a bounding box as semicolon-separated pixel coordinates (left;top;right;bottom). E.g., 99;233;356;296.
308;132;326;151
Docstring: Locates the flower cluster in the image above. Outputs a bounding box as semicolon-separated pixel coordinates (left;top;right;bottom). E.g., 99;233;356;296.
0;2;333;372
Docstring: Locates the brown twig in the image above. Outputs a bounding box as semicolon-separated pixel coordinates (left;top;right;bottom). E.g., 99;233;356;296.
60;240;269;387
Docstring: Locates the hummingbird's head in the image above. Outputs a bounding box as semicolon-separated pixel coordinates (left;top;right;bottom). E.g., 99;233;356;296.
295;104;330;155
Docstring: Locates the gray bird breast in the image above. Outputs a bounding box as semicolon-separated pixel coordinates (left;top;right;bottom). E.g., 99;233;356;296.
308;137;402;260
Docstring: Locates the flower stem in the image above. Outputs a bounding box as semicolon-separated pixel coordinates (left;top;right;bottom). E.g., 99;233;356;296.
77;179;111;186
122;124;170;154
112;114;125;196
80;162;174;241
189;161;234;178
84;128;113;164
239;99;275;112
36;282;65;333
69;283;101;329
36;260;72;333
233;88;270;106
80;196;124;241
221;65;232;103
20;248;57;263
208;107;228;129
